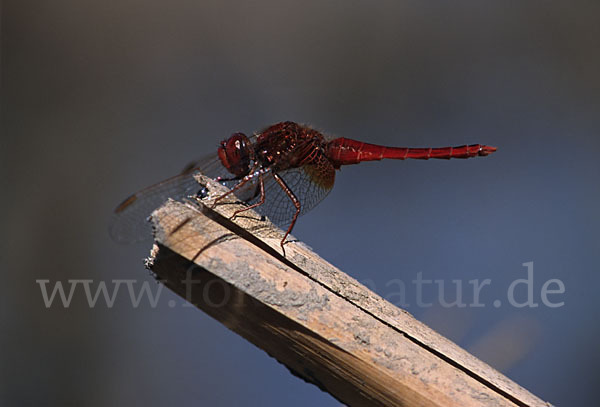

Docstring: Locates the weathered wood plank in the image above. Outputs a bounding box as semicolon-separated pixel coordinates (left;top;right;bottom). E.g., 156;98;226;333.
146;175;551;407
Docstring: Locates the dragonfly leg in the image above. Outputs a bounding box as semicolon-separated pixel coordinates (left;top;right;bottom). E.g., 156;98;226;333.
211;165;258;208
230;173;265;219
272;173;301;256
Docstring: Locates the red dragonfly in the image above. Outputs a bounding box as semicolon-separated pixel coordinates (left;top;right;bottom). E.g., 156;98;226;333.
110;121;496;252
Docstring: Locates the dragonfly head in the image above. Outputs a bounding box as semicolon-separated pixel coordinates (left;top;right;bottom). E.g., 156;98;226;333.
218;132;253;177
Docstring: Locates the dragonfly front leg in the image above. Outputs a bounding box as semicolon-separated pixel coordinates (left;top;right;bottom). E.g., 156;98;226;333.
211;165;258;208
272;173;301;256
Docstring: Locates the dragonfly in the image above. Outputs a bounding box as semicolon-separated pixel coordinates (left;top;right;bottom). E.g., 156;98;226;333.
110;121;496;253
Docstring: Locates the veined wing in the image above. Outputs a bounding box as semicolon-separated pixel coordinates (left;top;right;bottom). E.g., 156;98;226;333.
109;154;223;243
241;157;336;228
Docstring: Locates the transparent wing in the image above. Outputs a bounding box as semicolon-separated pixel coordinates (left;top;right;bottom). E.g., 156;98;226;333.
109;154;224;243
242;157;336;229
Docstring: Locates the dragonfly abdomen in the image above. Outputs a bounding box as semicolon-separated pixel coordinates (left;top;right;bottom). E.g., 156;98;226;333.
326;138;496;168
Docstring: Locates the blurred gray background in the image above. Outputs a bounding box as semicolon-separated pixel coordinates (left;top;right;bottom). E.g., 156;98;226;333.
2;1;599;406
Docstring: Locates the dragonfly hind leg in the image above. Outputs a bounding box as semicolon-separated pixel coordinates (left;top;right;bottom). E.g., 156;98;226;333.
272;173;301;256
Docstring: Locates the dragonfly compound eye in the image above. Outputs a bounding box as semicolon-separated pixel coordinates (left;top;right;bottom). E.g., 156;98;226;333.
218;132;252;177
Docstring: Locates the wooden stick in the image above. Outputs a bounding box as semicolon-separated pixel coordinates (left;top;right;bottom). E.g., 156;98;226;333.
147;175;552;407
